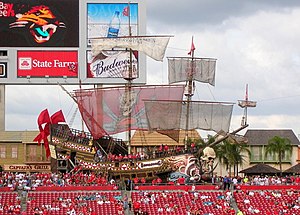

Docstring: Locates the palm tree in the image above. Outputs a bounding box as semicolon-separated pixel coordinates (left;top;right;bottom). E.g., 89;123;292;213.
190;134;216;157
215;139;250;177
265;135;292;175
231;142;250;175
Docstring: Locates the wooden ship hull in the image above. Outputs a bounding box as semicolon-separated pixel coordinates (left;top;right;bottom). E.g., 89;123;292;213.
50;124;180;181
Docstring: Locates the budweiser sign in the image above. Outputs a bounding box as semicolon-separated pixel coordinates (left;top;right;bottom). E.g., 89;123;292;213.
17;51;78;77
87;50;138;78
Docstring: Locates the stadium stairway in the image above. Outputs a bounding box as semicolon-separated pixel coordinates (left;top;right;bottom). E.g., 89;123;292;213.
17;188;28;213
122;189;134;215
229;190;240;212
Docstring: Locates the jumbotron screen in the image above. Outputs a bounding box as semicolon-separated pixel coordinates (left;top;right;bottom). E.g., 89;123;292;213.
0;0;79;47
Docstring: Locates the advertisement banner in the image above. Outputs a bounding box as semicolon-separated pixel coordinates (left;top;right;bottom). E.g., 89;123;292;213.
17;51;78;77
87;50;138;78
0;0;79;47
0;62;7;78
87;3;138;45
3;164;51;172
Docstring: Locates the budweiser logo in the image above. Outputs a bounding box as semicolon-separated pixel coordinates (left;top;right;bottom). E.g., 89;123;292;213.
89;51;138;78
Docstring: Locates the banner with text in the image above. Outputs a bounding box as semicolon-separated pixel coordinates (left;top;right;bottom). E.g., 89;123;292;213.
4;164;51;172
17;51;78;77
87;50;138;78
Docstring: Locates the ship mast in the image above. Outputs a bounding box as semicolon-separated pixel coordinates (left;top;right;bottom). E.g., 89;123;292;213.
184;37;196;151
238;84;257;126
124;2;134;154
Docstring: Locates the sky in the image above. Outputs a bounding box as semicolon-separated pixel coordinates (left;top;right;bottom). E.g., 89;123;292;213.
5;0;300;139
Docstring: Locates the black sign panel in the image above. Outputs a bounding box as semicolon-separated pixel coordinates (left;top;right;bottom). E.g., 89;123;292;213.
0;0;79;47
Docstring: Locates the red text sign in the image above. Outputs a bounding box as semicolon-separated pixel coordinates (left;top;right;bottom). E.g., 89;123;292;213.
17;51;78;77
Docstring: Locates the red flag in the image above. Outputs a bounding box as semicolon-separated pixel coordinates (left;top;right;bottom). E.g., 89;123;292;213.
245;84;249;101
33;132;43;145
51;110;66;124
37;109;51;127
43;123;51;137
188;37;196;55
34;109;52;156
122;6;129;16
43;138;51;158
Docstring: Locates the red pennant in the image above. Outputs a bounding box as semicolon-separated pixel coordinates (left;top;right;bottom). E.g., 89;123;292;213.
43;138;51;158
122;6;129;16
33;133;43;145
188;36;196;55
34;109;65;158
51;110;66;124
37;109;51;127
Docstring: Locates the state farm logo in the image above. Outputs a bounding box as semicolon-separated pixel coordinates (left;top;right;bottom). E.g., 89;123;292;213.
18;57;32;70
18;57;77;70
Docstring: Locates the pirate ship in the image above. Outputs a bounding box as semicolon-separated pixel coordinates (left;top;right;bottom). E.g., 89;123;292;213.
42;34;251;183
31;2;251;183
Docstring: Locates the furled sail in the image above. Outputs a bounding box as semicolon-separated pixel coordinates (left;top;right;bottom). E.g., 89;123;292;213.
91;36;171;61
168;57;216;86
145;100;234;133
74;85;184;138
238;100;257;108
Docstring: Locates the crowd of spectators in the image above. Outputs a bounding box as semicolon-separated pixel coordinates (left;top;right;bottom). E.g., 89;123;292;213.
131;189;236;215
210;174;300;190
0;172;111;191
1;171;300;191
27;192;124;215
235;189;300;214
1;170;300;215
0;198;21;214
94;145;188;163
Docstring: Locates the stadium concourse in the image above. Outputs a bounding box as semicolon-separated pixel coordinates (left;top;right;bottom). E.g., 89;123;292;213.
0;172;300;215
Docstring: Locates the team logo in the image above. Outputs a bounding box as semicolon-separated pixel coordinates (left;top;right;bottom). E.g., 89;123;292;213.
18;57;32;70
9;5;66;44
68;62;77;72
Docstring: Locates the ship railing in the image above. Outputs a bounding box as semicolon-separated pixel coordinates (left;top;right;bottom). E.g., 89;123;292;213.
51;124;128;151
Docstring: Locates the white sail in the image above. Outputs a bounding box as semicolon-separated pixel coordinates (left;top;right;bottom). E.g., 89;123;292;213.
238;100;257;108
91;36;171;61
145;100;234;133
168;57;216;86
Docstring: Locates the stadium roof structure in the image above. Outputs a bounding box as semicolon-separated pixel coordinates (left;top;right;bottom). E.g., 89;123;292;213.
239;163;281;175
284;163;300;174
244;129;300;146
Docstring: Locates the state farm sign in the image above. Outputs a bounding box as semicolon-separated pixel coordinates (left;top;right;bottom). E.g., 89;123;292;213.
17;51;78;77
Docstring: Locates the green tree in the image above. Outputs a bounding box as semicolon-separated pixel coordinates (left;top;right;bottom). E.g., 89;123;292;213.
265;135;292;174
190;134;250;176
190;134;216;157
215;139;250;176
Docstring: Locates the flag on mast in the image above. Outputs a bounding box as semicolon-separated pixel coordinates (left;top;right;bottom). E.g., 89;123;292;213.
245;84;249;101
123;6;129;16
188;36;196;55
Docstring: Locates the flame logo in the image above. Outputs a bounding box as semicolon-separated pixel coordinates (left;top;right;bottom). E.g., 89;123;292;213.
9;5;66;44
